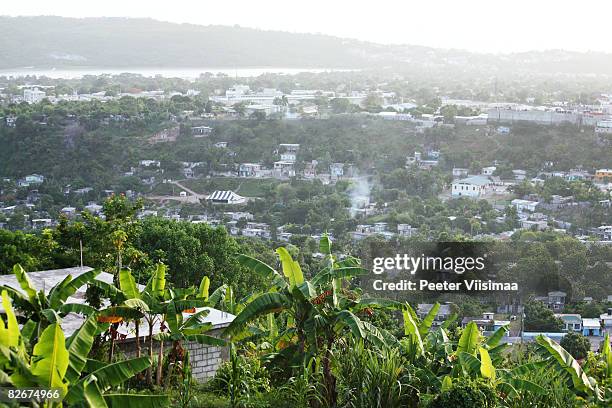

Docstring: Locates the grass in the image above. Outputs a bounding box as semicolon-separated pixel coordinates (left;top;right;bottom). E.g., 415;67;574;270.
182;177;279;197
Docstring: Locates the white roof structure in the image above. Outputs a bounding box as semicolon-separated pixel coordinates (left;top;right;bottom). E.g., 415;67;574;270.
582;318;601;329
0;267;234;338
206;190;246;204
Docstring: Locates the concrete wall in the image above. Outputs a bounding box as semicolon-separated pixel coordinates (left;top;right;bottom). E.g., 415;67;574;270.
116;327;229;381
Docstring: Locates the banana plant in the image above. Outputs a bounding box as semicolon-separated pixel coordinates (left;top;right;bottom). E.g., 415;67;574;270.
155;299;227;387
535;334;601;399
225;235;401;406
0;289;168;407
1;264;100;343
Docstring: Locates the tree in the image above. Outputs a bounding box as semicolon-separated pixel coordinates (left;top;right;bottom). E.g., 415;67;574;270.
560;332;591;360
524;300;563;332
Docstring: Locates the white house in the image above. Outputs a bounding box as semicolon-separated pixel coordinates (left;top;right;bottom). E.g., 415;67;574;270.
239;163;262;178
330;163;344;179
451;176;492;198
397;224;418;237
273;161;296;178
511;199;539;213
24;88;46;104
482;166;497;176
452;168;469;178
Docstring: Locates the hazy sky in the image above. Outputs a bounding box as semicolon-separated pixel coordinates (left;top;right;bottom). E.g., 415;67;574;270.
4;0;612;53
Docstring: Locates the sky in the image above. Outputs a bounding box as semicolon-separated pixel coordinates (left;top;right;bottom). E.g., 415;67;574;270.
3;0;612;54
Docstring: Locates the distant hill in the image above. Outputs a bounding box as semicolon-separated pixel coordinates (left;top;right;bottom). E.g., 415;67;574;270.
2;16;612;75
0;16;392;69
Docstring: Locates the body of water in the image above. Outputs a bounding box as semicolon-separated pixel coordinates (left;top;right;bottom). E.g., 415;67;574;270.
0;67;355;80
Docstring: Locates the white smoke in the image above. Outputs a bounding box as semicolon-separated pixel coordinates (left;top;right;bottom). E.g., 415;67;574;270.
349;174;371;218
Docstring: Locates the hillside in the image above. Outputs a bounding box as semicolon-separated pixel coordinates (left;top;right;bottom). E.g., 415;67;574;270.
2;16;612;75
0;16;391;69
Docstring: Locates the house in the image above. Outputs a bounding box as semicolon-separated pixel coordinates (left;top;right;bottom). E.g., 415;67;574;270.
595;120;612;134
0;267;233;380
482;166;497;176
452;168;469;178
273;161;296;178
239;163;262;178
5;115;17;127
19;174;45;187
31;218;53;229
461;312;509;336
511;199;539;213
596;226;612;241
544;291;566;311
496;126;510;135
406;152;439;169
60;206;77;217
224;211;254;221
140;160;161;168
280;152;297;162
84;203;103;214
451;176;492;198
582;318;601;337
330;163;344;180
303;160;318;179
512;170;527;180
555;314;582;332
23;88;46;104
417;304;453;327
600;308;612;334
206;191;246;205
191;126;213;137
397;224;418;237
594;169;612;183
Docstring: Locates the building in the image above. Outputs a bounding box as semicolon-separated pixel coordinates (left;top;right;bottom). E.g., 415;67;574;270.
140;160;161;168
555;314;582;332
482;166;497;176
406;152;439;169
600;309;612;334
547;291;566;311
330;163;344;179
397;224;418;237
84;203;103;214
0;267;233;380
24;174;45;185
512;170;527;180
416;304;453;327
595;120;612;134
191;126;213;137
594;169;612;183
451;176;492;198
511;199;539;213
238;163;262;178
582;318;601;337
487;108;584;126
206;191;246;205
273;161;296;178
23;88;46;104
452;168;469;178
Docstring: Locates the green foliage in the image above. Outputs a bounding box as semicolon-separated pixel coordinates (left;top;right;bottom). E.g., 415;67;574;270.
524;300;564;332
560;332;592;360
428;379;499;408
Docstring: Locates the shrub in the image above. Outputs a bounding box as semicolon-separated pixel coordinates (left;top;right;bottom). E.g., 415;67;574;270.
428;379;498;408
206;352;271;406
560;332;591;360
